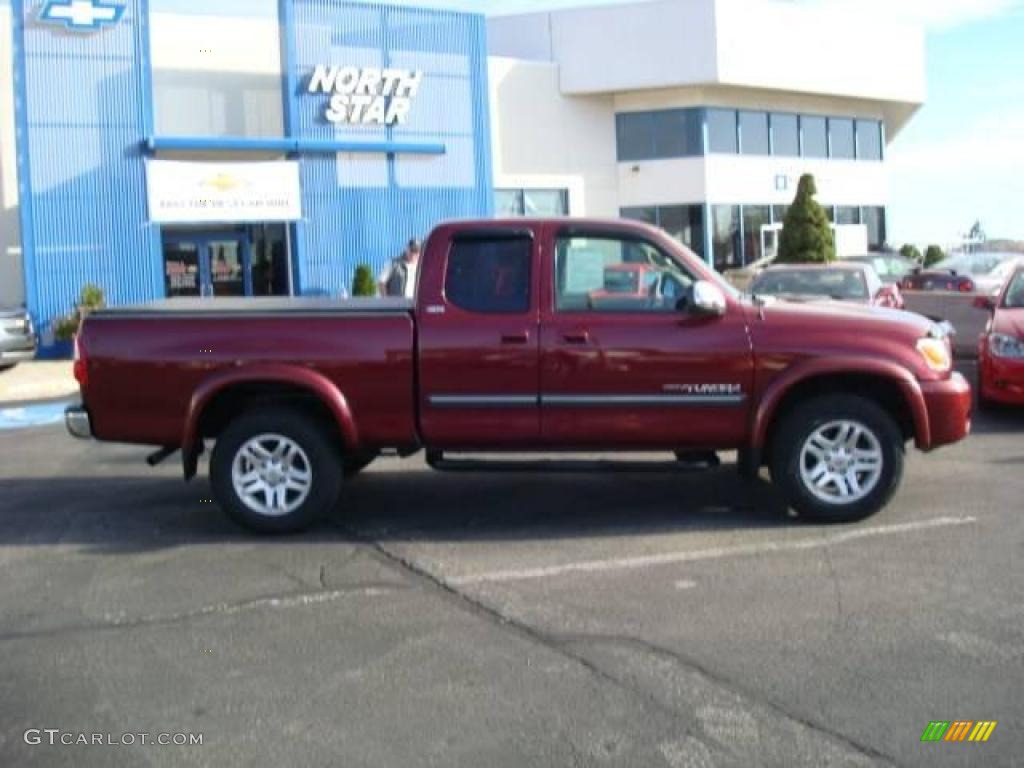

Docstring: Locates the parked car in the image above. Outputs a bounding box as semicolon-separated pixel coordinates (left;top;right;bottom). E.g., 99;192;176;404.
750;263;904;309
0;306;37;370
903;252;1022;295
723;255;774;292
842;253;917;285
975;265;1024;407
66;218;970;533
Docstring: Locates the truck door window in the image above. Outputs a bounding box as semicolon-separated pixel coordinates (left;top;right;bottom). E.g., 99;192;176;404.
445;237;532;314
554;235;694;312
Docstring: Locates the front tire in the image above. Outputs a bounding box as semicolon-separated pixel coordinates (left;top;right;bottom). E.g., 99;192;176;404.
770;395;904;523
210;407;343;534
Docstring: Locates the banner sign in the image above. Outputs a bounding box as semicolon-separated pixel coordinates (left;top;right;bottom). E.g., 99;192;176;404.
307;66;424;126
146;160;302;224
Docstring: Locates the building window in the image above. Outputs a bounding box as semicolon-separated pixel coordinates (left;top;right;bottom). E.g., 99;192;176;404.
856;120;883;161
742;205;772;263
616;112;656;161
495;188;569;217
621;205;705;260
836;206;861;225
861;207;887;251
445;237;532;314
707;109;738;154
771;114;800;157
711;205;741;271
829;118;855;160
801;115;828;159
772;205;790;225
616;109;702;161
739;111;770;155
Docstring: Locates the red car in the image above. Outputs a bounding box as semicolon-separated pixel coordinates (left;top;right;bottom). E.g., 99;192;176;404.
66;218;969;533
976;266;1024;407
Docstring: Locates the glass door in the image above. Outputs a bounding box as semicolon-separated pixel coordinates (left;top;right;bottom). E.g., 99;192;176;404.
206;238;246;297
162;231;252;298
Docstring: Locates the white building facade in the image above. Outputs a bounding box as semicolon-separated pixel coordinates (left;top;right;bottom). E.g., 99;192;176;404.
487;0;926;270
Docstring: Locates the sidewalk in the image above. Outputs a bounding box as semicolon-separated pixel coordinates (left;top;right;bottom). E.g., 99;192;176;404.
0;361;78;404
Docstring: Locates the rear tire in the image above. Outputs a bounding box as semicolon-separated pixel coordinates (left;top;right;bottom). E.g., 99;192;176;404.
770;395;903;523
210;407;343;534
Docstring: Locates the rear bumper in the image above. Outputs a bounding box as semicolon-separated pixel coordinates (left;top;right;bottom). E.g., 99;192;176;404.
0;344;37;362
65;405;93;440
979;353;1024;405
918;372;972;449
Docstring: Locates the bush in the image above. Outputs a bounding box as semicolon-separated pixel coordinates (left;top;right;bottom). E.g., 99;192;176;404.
899;244;922;263
351;264;377;297
54;283;105;342
924;245;945;267
778;174;835;264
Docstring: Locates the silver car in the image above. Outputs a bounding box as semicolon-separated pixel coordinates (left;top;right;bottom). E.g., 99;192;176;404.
0;307;37;369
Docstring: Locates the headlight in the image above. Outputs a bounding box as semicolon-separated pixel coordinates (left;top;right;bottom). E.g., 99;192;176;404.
917;337;952;372
989;333;1024;359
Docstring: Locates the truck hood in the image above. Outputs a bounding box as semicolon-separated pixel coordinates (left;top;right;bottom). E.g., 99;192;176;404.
745;296;940;366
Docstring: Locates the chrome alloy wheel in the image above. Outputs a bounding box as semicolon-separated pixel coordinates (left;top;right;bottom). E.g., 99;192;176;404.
798;420;883;505
231;434;313;517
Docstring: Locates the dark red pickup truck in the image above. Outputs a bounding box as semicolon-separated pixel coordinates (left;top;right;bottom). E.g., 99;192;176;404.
66;219;971;533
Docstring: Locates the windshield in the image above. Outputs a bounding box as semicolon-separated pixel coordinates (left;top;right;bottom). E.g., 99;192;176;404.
750;269;869;301
937;253;1015;277
1004;271;1024;308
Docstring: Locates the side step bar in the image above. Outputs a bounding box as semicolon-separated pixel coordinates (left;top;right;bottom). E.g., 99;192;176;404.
425;450;721;474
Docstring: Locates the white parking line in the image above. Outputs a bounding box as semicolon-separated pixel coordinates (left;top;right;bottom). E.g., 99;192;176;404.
448;516;977;586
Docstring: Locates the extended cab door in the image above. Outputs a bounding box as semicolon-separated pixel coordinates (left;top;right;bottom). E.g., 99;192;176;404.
417;227;541;447
539;224;754;448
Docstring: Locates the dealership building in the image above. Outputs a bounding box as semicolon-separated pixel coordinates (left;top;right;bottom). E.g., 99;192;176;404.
0;0;924;350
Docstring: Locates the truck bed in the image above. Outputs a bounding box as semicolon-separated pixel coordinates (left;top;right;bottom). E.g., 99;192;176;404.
80;297;417;448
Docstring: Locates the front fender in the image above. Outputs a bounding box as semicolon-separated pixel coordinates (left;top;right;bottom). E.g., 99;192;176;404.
181;364;359;479
749;356;930;458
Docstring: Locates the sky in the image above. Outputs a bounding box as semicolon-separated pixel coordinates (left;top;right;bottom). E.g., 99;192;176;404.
160;0;1024;247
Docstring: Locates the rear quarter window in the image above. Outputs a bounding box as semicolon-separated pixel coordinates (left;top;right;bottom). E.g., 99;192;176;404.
444;237;532;314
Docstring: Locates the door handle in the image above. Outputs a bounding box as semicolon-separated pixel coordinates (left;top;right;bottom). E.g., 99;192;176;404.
562;331;590;345
501;332;530;345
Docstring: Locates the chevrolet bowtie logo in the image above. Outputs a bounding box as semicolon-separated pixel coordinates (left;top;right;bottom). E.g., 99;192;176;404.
201;174;246;193
39;0;126;31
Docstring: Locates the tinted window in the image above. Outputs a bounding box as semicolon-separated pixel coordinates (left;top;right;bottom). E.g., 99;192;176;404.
654;109;702;157
712;205;741;271
856;120;883;161
658;205;705;260
836;206;860;225
707;109;738;153
801;115;828;158
620;207;657;226
829;118;855;159
554;235;694;313
616;112;656;161
445;237;532;314
742;205;771;263
739;111;770;155
861;207;887;250
771;113;799;156
1004;272;1024;308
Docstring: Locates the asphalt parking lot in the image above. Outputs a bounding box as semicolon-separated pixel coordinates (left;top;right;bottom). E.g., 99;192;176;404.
1;364;1022;768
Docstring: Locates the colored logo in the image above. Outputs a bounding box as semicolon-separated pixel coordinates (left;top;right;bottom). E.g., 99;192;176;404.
201;174;247;194
39;0;126;31
921;721;997;743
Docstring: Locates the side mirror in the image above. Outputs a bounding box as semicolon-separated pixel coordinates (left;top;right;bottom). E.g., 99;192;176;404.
973;295;995;311
687;280;727;317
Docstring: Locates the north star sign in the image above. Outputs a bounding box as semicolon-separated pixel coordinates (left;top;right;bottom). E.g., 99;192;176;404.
307;66;423;126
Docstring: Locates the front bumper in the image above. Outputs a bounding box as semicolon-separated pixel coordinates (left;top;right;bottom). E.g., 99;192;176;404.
65;405;93;439
918;371;972;449
0;344;37;363
979;353;1024;405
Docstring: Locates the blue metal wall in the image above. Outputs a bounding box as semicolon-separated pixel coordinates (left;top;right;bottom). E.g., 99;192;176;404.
11;0;161;351
287;1;493;295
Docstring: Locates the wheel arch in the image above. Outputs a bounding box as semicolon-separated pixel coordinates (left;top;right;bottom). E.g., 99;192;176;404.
181;365;359;480
750;358;929;472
